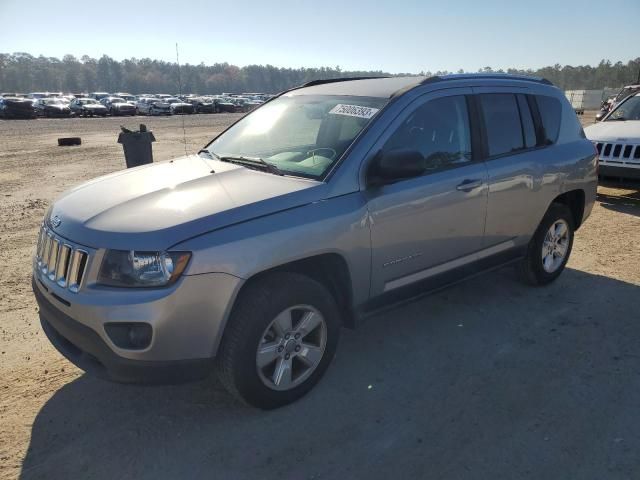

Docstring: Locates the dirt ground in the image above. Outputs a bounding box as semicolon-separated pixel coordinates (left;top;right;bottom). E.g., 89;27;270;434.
1;112;639;480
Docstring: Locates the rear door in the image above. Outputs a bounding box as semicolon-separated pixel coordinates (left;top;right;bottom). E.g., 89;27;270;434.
473;89;549;248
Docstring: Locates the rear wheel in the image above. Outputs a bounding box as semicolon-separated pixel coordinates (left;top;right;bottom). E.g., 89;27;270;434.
216;272;341;409
519;203;574;286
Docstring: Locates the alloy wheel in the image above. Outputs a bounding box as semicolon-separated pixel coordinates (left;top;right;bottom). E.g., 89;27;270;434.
541;219;570;273
256;305;327;391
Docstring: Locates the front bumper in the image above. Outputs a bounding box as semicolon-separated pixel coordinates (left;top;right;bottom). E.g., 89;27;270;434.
599;162;640;179
35;278;212;383
33;268;243;384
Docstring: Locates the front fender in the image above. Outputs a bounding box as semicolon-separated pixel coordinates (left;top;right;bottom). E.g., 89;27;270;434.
175;192;372;306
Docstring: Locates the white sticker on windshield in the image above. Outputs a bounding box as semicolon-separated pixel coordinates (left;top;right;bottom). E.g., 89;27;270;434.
329;104;379;119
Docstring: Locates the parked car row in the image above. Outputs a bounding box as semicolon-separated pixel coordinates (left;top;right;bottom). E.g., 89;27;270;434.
0;91;275;119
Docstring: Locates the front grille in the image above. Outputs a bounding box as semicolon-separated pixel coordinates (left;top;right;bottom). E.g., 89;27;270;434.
595;142;640;166
36;225;89;293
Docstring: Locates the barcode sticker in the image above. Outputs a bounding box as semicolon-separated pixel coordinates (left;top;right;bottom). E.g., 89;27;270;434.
329;104;379;119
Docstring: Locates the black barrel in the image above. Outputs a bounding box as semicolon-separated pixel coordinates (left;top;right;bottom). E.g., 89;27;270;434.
117;124;156;168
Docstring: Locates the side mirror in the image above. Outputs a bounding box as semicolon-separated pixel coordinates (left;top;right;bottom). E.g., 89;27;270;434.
368;149;424;186
595;110;607;122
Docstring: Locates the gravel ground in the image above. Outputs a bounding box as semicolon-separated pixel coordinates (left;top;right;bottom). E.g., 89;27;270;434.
0;112;639;480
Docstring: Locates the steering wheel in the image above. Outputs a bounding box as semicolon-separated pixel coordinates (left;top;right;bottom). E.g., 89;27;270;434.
306;147;337;161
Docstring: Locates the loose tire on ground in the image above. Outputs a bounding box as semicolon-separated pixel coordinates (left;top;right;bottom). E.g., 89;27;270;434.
57;137;82;146
216;272;341;409
518;202;574;286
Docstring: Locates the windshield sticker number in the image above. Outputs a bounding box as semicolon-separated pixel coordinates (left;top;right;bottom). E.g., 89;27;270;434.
329;104;379;119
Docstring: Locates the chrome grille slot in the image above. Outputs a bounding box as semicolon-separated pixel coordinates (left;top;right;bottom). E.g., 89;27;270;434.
34;225;90;293
47;238;60;280
68;250;88;293
613;144;622;158
36;228;45;260
56;245;72;287
41;233;53;273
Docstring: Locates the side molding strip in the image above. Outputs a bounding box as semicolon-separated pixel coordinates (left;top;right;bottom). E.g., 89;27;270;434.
383;239;517;292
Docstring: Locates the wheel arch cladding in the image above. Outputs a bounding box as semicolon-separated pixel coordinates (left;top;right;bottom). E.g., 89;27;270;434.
233;253;355;329
552;189;585;229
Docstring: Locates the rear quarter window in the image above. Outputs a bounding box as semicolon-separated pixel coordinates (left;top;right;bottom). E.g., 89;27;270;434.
535;95;562;144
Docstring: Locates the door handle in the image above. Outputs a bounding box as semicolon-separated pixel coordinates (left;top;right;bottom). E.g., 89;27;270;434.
456;179;483;192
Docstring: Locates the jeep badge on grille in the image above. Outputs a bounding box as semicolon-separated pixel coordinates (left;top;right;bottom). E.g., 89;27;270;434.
51;215;62;228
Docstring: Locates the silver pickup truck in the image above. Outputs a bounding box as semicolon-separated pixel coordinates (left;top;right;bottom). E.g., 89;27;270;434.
33;74;597;408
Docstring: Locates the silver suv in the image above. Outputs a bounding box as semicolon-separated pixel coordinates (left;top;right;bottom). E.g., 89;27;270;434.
33;75;597;408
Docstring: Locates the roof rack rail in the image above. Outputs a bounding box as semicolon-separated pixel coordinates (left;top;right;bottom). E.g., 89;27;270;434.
301;76;390;88
420;73;553;86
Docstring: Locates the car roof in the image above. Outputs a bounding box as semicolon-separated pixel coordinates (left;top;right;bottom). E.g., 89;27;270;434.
287;73;552;99
287;76;426;98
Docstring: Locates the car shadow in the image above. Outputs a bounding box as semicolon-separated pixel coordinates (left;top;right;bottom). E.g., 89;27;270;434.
597;179;640;217
19;267;640;480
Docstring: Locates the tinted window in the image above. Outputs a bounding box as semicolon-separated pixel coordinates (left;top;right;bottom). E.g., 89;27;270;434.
479;94;523;157
517;95;536;148
383;95;471;173
535;95;561;144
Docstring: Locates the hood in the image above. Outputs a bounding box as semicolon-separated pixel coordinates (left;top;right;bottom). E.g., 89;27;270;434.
85;104;107;109
584;121;640;142
152;102;171;108
49;155;326;251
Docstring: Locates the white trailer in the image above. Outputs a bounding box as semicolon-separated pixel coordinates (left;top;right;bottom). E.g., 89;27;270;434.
564;89;606;114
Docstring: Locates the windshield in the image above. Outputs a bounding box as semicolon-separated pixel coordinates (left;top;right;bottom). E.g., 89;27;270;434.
206;94;387;179
614;86;640;103
606;95;640;121
44;99;64;105
81;99;98;105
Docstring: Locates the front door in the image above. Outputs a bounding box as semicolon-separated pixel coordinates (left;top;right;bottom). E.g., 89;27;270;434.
364;90;488;296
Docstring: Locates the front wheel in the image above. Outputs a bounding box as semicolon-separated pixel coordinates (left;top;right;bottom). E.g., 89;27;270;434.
519;203;574;286
216;272;341;409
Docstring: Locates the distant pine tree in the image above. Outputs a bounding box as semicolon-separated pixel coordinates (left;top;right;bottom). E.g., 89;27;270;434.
0;53;638;93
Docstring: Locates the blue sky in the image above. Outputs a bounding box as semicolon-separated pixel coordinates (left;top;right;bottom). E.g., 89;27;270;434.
1;0;638;73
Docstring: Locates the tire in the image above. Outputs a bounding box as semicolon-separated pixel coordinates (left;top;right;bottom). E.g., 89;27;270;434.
216;272;341;409
58;137;82;146
518;203;574;286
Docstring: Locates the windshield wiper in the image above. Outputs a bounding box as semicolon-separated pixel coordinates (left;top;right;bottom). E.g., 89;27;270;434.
217;155;284;176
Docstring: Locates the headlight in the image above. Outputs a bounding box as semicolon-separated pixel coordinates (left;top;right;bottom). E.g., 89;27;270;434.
98;250;191;288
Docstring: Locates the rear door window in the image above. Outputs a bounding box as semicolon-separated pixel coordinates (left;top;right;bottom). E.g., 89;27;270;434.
479;94;524;157
535;95;562;144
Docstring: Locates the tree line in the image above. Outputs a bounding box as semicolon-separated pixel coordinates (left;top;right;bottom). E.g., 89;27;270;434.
1;53;638;94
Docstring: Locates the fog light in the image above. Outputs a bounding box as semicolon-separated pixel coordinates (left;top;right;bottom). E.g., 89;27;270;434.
105;323;152;350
